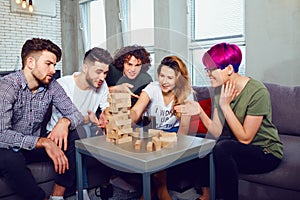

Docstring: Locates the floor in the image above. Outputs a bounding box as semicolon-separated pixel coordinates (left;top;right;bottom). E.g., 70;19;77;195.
66;186;200;200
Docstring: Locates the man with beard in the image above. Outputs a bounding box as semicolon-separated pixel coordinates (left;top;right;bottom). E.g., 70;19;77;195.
47;47;113;200
0;38;84;200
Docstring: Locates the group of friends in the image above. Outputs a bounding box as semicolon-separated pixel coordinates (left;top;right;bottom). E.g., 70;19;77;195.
0;38;283;200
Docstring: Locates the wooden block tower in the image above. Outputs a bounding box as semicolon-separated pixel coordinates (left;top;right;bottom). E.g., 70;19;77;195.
105;93;133;144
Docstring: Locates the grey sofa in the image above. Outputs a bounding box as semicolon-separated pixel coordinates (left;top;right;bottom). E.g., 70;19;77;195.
1;82;299;200
0;124;111;200
192;83;300;200
238;83;300;200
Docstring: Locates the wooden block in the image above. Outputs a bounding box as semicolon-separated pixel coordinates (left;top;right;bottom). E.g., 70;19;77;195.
135;139;142;150
106;136;115;143
113;113;129;121
159;135;177;142
110;102;130;109
148;129;162;136
160;136;177;148
147;141;153;152
115;119;132;126
120;124;131;129
152;136;161;151
159;132;177;138
129;131;140;138
118;128;133;134
116;136;132;144
110;97;131;105
110;93;131;99
106;132;122;139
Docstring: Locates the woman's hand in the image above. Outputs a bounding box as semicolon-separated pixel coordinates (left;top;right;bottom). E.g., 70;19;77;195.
174;100;202;116
219;81;238;111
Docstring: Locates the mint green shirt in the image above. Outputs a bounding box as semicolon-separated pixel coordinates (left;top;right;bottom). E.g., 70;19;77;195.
215;79;283;159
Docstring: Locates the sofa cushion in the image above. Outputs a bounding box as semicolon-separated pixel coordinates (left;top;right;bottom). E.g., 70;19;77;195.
264;83;300;136
0;162;55;198
239;134;300;191
189;98;212;134
192;86;213;101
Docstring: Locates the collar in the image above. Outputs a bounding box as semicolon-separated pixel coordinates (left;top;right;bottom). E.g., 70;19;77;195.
16;70;47;92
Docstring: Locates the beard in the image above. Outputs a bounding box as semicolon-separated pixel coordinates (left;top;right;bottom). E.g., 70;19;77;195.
32;69;53;86
86;74;101;89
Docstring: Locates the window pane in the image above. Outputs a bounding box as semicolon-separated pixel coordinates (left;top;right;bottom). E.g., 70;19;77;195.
194;0;244;41
128;0;154;46
90;0;106;48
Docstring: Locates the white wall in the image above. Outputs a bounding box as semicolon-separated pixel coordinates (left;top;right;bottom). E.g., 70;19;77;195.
0;0;62;72
246;0;300;86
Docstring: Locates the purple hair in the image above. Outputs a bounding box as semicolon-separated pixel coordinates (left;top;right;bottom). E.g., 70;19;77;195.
202;43;242;72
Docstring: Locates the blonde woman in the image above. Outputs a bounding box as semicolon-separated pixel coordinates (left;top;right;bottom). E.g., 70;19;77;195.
130;55;193;200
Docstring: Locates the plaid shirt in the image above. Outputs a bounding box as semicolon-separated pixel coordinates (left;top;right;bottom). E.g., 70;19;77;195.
0;70;83;150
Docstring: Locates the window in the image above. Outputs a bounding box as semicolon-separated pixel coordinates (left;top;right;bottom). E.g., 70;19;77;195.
126;0;154;47
193;0;244;42
121;0;155;78
189;0;245;86
90;0;106;48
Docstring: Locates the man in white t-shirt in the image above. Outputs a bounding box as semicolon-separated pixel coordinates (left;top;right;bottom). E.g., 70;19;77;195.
46;47;113;200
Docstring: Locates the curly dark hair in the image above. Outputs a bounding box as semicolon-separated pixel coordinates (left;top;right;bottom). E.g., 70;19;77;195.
112;45;151;73
21;38;61;69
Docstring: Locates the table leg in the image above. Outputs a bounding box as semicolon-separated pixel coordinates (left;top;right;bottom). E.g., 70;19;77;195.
76;149;83;200
209;152;216;200
142;172;151;200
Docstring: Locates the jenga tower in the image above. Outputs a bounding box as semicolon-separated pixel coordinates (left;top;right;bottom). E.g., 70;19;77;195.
105;93;133;144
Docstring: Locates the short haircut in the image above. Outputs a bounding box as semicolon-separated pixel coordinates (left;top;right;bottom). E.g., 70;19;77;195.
84;47;113;66
21;38;61;69
202;42;242;73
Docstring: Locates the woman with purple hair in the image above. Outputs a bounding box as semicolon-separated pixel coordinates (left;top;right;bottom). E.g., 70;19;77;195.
175;43;283;200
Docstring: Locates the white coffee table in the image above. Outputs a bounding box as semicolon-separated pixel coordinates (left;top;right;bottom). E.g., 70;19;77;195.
76;134;216;200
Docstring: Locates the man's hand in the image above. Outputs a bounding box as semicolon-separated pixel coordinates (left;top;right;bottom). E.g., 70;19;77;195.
47;117;70;151
87;110;108;135
87;110;99;126
115;83;139;98
36;137;69;174
98;111;108;128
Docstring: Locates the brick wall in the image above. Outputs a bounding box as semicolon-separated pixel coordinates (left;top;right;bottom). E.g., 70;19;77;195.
0;0;62;72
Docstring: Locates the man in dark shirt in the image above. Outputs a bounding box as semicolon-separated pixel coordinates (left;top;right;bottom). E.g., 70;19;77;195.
106;45;153;107
0;38;84;200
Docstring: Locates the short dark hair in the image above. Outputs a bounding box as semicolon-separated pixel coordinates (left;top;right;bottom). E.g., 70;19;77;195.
202;42;242;73
21;38;62;69
112;45;151;73
84;47;113;65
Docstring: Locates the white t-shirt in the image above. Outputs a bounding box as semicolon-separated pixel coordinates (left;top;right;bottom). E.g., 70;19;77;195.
46;72;109;131
143;81;194;131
